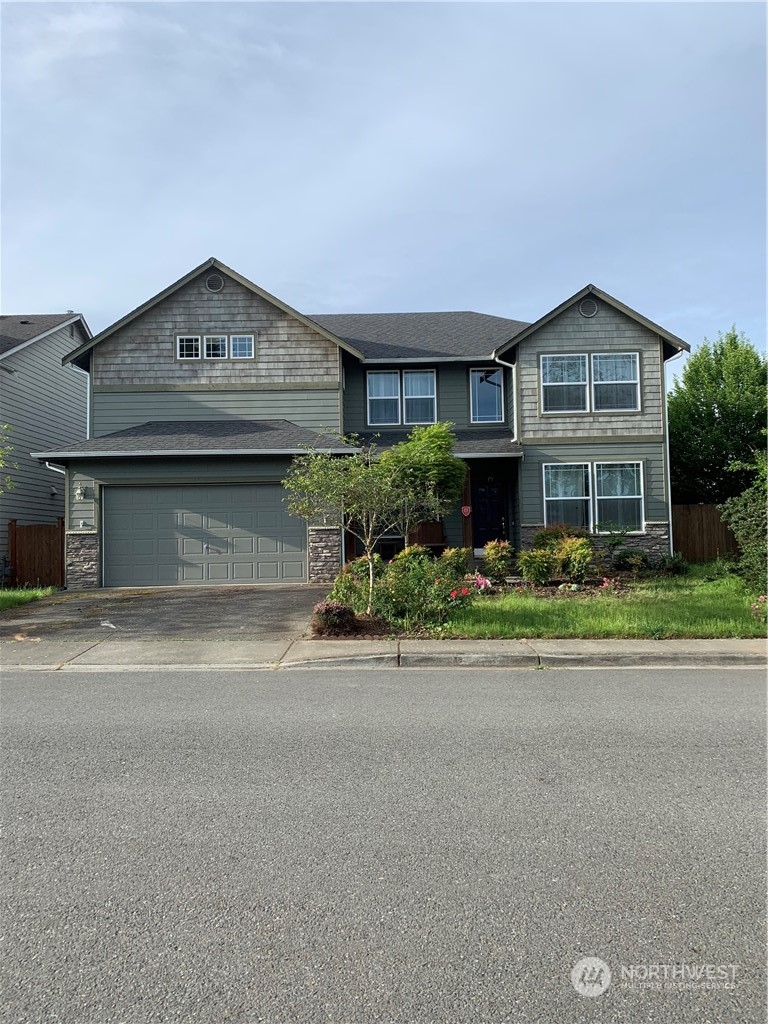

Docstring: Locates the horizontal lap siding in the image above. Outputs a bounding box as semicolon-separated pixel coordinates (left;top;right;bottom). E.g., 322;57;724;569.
0;325;88;562
518;302;665;441
92;389;341;435
520;443;668;523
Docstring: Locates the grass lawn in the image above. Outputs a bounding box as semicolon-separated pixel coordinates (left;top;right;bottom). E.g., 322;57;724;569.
442;566;767;639
0;587;56;612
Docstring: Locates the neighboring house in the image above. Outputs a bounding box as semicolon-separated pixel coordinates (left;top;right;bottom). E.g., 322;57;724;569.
0;313;91;580
33;259;689;589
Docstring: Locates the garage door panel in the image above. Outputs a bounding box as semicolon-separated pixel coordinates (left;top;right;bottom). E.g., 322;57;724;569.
103;485;307;587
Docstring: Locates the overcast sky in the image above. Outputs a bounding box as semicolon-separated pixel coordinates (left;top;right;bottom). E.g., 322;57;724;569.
2;2;765;363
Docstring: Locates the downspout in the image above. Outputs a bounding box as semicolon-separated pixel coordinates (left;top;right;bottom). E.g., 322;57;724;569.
492;351;519;444
664;347;686;555
45;461;66;475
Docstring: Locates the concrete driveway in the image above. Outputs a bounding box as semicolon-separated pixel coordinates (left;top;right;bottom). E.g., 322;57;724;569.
0;585;328;642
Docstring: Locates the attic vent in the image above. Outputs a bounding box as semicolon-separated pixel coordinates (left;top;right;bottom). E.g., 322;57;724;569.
578;297;598;318
205;273;225;293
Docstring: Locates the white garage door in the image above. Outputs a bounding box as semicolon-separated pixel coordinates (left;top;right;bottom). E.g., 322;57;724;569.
103;484;307;586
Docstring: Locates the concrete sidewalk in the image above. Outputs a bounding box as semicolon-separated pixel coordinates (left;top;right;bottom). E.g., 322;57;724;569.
1;637;765;671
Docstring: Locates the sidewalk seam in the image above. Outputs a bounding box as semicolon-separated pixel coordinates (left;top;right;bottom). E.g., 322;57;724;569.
520;639;543;668
57;638;109;670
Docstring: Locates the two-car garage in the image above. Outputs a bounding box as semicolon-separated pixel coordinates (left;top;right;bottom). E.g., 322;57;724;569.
102;484;307;587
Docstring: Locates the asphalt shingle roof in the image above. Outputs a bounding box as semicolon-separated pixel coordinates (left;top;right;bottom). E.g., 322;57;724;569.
309;312;529;360
34;420;352;458
0;314;78;356
358;428;522;457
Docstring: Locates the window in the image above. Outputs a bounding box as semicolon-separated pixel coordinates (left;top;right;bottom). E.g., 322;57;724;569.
231;335;254;359
367;370;436;425
470;368;504;423
541;355;588;412
204;335;228;359
543;464;591;528
177;336;201;359
595;463;643;531
403;370;436;424
592;354;639;411
368;372;400;425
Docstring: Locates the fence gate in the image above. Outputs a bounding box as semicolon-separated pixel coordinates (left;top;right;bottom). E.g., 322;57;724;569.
7;518;65;587
671;504;739;563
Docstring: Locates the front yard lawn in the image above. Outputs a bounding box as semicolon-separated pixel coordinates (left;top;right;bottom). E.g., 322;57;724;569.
442;566;766;639
0;587;56;612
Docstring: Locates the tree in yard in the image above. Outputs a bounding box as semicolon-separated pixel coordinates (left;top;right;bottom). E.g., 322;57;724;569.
282;423;466;614
719;443;767;594
0;424;16;494
667;328;767;504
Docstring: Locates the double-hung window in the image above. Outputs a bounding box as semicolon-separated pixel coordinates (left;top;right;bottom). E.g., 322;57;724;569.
470;368;504;423
592;354;639;411
367;370;436;425
543;461;644;532
541;355;588;412
543;464;591;529
594;463;644;531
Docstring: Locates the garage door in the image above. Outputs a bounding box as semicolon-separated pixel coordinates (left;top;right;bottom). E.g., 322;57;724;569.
103;485;307;586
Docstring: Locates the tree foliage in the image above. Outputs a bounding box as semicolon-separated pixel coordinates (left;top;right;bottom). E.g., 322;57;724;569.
0;424;16;494
719;445;767;594
283;423;466;613
668;329;767;503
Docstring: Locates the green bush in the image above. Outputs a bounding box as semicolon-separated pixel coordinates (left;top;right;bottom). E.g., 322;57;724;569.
377;548;468;626
517;548;559;586
328;554;385;613
482;539;514;580
532;524;589;550
311;601;358;636
440;547;472;576
613;548;651;572
391;544;431;565
654;552;689;577
557;536;593;582
719;453;768;594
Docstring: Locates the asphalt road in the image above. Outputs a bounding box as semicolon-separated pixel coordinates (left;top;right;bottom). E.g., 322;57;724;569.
2;669;765;1024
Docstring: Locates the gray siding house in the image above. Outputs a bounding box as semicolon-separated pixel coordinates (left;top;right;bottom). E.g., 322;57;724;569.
34;259;689;589
0;313;91;579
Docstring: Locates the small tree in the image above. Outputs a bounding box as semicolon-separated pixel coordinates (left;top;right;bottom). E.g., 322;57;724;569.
283;424;466;614
719;445;767;594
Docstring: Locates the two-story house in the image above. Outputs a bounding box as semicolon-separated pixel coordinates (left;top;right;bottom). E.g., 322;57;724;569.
34;258;689;589
0;312;91;581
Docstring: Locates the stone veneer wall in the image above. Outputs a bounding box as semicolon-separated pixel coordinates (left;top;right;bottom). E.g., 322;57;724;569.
519;522;671;561
66;532;101;589
308;526;342;584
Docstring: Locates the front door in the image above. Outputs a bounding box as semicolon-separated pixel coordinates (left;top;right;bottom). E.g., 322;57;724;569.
471;475;508;549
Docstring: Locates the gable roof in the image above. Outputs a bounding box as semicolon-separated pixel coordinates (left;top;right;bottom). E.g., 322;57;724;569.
309;311;529;361
32;419;354;460
0;313;91;359
63;258;364;369
493;284;690;358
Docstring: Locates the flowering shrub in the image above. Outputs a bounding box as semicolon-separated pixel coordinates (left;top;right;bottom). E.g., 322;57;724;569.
599;576;627;595
328;554;385;612
751;595;767;624
473;573;492;591
482;539;514;581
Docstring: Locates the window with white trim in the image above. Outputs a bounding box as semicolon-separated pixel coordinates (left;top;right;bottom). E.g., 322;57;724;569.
177;336;201;359
230;335;254;359
470;368;504;423
541;355;588;412
543;464;591;529
204;335;228;359
595;462;644;531
367;370;436;425
592;354;639;411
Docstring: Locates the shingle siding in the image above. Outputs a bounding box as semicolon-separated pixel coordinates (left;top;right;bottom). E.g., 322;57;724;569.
0;324;89;568
518;301;665;440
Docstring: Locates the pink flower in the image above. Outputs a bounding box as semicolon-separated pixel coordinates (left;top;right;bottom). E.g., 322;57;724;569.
450;590;458;599
461;587;469;596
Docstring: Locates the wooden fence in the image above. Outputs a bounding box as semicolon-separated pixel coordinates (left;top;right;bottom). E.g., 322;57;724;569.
672;504;739;563
7;518;65;587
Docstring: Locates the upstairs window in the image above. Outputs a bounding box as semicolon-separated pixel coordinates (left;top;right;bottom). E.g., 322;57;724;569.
367;370;436;426
204;335;228;359
177;336;201;359
470;368;505;423
592;353;639;411
230;335;254;359
541;355;588;412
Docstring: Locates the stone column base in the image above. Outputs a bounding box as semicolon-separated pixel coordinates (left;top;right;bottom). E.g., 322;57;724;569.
308;526;341;584
66;532;100;589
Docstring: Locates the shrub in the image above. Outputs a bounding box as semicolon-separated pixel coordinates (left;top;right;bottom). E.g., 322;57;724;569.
391;544;431;565
311;601;358;636
654;552;689;576
482;539;514;580
532;524;589;550
613;548;651;572
376;548;467;626
440;546;472;576
719;452;768;594
557;536;593;582
517;548;559;586
328;554;385;612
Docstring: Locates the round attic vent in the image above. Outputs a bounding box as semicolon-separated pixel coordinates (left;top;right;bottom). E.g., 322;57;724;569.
205;273;225;293
578;297;598;318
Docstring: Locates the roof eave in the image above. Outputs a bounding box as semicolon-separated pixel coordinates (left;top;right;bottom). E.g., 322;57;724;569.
0;314;92;362
32;446;359;460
